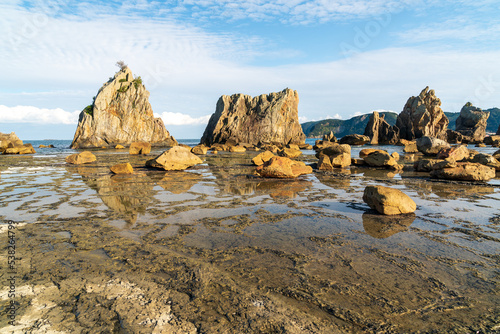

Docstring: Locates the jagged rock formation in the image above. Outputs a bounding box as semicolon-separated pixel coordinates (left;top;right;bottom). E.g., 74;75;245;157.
396;87;449;141
455;103;489;142
200;88;306;147
70;67;177;149
364;111;399;145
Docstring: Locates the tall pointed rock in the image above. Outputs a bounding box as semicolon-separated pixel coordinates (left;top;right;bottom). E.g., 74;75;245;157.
70;67;177;149
396;87;449;141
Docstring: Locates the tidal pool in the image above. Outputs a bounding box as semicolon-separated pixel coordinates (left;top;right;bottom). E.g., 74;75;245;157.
0;149;499;333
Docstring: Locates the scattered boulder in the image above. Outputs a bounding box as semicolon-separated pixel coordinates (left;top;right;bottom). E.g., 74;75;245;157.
446;129;465;144
330;153;352;168
391;152;399;161
364;111;399;145
416;136;450;155
65;151;97;164
255;156;312;179
4;143;36;154
0;132;23;152
70;66;177;148
436;145;469;161
313;140;336;151
129;142;151;155
338;134;370;146
363;185;417;215
191;145;209;155
322;131;337;142
115;144;125;149
200;88;306;147
110;163;134;174
430;163;495;182
145;146;203;171
298;143;313;150
468;153;500;171
363;151;401;170
317;155;333;171
484;136;500;146
229;146;246;153
414;159;446;172
252;151;275;166
396;86;449;141
359;149;386;159
455;102;489;142
38;144;55;148
493;149;500;160
279;147;302;159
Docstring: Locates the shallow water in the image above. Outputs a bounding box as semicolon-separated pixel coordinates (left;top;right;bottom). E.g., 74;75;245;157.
0;144;499;333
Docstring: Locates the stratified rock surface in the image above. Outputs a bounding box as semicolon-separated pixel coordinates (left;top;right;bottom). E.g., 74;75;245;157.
200;88;306;147
364;111;399;145
70;67;177;149
396;87;449;141
455;103;489;142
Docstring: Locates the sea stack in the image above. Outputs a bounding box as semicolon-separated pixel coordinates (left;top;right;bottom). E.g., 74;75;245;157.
70;66;177;149
200;88;306;147
455;102;489;142
396;87;449;141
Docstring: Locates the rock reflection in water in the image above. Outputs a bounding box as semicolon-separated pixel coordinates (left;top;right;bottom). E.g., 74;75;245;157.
150;171;202;194
362;212;416;238
403;178;495;199
75;167;156;225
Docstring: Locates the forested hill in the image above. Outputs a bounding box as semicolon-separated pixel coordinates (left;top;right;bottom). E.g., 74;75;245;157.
301;112;397;138
302;109;500;138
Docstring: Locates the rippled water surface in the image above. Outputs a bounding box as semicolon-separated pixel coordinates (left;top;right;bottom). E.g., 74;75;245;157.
0;142;499;333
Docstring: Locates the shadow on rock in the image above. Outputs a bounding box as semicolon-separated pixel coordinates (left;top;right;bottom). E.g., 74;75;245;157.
362;212;416;239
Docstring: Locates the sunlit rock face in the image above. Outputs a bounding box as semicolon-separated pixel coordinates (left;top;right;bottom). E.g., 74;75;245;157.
71;67;177;149
200;88;306;147
396;87;449;141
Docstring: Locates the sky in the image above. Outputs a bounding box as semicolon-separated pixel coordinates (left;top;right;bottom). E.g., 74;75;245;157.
1;0;499;140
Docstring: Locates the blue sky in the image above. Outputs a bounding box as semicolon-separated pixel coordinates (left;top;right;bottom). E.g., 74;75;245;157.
1;0;500;140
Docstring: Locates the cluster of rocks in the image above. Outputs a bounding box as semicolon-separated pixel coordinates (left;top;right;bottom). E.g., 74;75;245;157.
362;87;491;146
0;132;35;154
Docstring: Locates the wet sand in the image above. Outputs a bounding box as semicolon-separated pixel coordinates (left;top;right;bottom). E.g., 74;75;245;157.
0;148;499;333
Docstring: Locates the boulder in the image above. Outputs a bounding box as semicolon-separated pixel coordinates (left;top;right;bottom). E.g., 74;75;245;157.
229;146;246;153
252;151;275;166
416;136;450;155
364;111;399;145
145;146;203;171
414;159;447;172
317;155;333;171
338;134;370;146
363;185;417;215
484;135;500;146
129;142;151;155
396;87;449;141
115;144;125;149
391;152;399;161
200;88;306;147
493;149;500;160
430;163;495;182
363;151;401;170
359;148;386;159
298;143;313;150
191;145;209;155
436;145;469;161
4;143;36;154
278;147;302;159
70;66;177;148
39;144;55;148
330;153;352;168
322;131;337;142
110;162;134;174
469;153;500;171
255;156;312;179
403;141;418;153
446;129;464;144
0;132;23;152
313;140;336;151
65;151;97;164
455;102;489;142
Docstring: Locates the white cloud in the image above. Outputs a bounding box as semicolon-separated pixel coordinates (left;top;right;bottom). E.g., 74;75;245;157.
156;112;212;126
0;105;80;124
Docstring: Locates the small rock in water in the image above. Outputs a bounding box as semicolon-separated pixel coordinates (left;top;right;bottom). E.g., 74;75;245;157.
110;163;134;174
363;185;416;215
129;142;151;155
65;151;96;164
